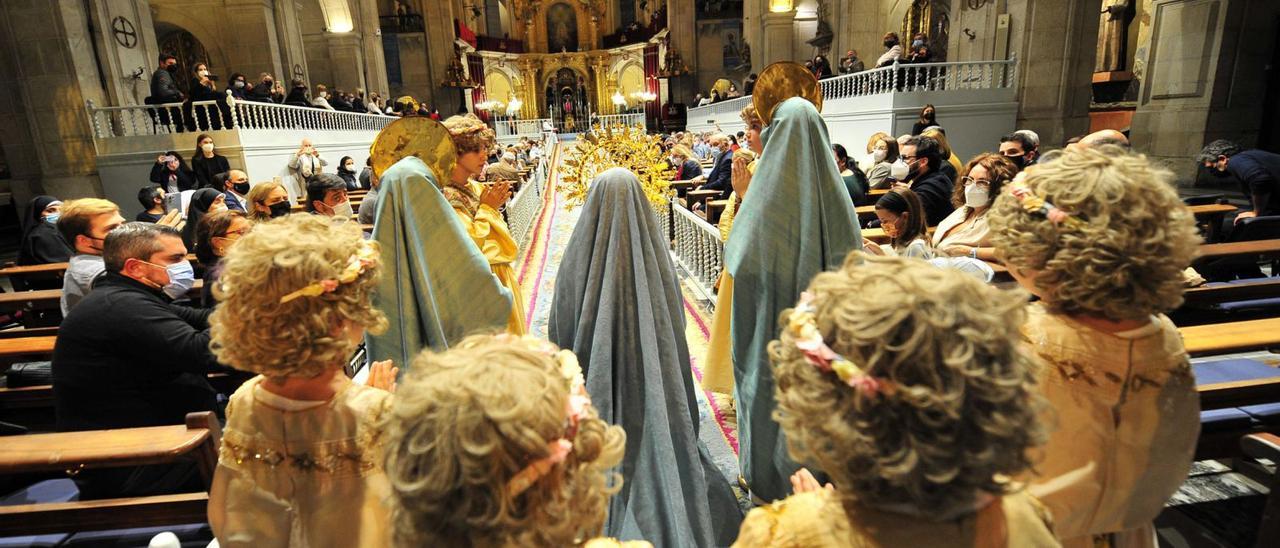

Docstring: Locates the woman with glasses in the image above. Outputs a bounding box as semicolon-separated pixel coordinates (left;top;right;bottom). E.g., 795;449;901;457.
196;209;251;307
932;153;1018;259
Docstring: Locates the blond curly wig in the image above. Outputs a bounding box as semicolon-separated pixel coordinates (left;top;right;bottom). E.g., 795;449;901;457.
740;104;762;130
385;335;626;547
769;252;1045;517
987;145;1201;320
443;114;496;155
209;215;388;378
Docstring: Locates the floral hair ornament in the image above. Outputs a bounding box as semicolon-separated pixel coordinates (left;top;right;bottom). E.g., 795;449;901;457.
502;335;594;497
1007;181;1086;231
788;292;897;397
278;240;379;304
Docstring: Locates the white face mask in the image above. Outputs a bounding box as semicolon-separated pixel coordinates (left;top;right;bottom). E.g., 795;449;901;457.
964;184;991;208
201;143;214;153
331;200;354;219
872;148;888;162
889;159;910;181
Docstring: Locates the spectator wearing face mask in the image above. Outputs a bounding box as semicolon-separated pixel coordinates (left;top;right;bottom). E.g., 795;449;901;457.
337;156;360;190
931;153;1016;259
896;135;954;226
195;209;250;307
136;186;167;223
148;53;184;130
306;174;353;218
284;78;311;107
693;133;734;201
330;91;354;112
192;133;231;189
226;72;250;100
183;188;229;249
247;73;277;103
999;132;1038;171
906;33;933;63
312;84;336;110
52;222;217;499
865;134;900;189
219;169;251;212
288;138;327;186
246;180;291;222
876;32;903;68
18;195;72;266
150;151;196;193
358;156;374;190
57;199;127;315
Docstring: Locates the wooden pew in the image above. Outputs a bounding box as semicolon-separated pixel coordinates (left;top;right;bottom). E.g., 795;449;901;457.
1194;239;1280;264
1182;278;1280;308
0;281;205;315
0;412;219;536
1180;317;1280;356
0;254;200;282
707;200;729;225
1189;203;1237;241
685;189;721;212
669;180;695;198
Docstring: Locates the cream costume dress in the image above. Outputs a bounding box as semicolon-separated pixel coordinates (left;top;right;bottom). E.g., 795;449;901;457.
1022;304;1199;548
733;489;1060;547
208;375;393;547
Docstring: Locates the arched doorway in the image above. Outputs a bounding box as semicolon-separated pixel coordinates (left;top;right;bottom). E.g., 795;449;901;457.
156;24;210;97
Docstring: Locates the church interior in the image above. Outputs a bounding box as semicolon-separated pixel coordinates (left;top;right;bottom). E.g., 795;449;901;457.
1;1;1280;546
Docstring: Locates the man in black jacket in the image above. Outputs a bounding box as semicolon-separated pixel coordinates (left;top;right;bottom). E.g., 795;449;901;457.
898;135;955;226
52;222;219;498
694;133;734;202
149;53;184;130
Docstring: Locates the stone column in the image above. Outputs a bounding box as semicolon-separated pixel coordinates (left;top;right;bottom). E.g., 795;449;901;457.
518;59;540;119
325;32;367;94
763;9;796;65
274;0;309;84
1007;0;1102;147
0;0;111;208
1131;0;1279;181
358;0;390;97
87;0;160;107
224;0;286;81
420;0;462;113
666;0;698;104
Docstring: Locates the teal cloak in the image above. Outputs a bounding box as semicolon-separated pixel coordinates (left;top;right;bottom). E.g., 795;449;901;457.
365;156;512;367
725;97;861;502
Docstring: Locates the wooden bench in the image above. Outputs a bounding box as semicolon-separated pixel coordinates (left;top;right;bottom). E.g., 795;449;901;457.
0;254;200;281
685;189;721;212
707;200;730;225
1188;203;1238;241
669;180;695;198
1183;278;1280;308
0;281;205;315
0;411;219;536
1180;317;1280;356
1194;239;1280;264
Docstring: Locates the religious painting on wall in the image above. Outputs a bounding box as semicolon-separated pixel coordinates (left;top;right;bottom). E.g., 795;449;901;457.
547;2;579;53
722;25;750;73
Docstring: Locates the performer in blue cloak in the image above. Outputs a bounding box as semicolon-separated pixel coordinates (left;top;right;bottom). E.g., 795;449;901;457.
549;167;743;547
365;155;512;366
727;96;861;502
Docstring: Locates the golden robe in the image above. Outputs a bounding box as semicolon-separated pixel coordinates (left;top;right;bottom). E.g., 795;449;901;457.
444;181;527;334
208;375;394;548
1021;304;1198;548
732;489;1060;547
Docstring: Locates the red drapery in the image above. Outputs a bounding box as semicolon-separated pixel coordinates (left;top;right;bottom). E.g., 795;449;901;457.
644;43;662;131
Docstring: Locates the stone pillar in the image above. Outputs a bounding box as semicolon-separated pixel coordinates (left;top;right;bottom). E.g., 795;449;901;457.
666;0;697;103
325;32;367;93
744;0;764;72
763;9;796;65
274;0;309;84
1007;0;1102;147
419;0;462;113
0;0;111;209
223;0;286;82
87;0;160;107
358;0;390;97
1131;0;1279;181
518;59;540;119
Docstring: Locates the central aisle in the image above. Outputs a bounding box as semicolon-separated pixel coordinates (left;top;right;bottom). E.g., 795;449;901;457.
512;144;745;495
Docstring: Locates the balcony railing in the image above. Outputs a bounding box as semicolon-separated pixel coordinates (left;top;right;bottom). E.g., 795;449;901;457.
595;113;645;128
86;95;396;139
687;57;1018;121
494;118;552;138
667;199;723;298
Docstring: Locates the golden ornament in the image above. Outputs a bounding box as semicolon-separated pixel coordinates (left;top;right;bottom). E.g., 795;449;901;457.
369;116;458;184
559;122;675;211
752;61;823;125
